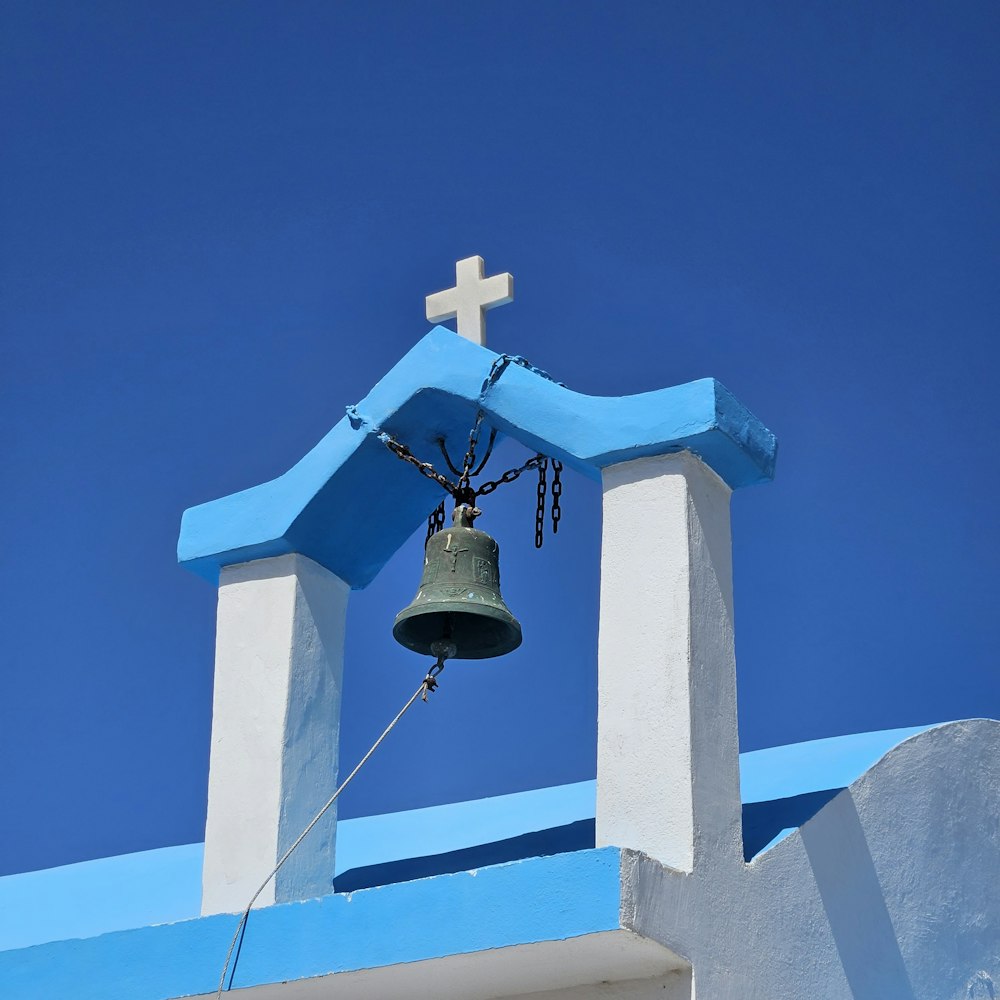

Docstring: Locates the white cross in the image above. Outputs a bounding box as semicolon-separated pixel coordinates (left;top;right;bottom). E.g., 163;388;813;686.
425;256;514;347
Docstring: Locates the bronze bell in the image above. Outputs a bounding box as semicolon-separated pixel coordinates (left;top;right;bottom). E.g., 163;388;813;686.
393;505;522;660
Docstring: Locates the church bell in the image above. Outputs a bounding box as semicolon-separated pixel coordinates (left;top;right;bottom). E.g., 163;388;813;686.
393;505;522;660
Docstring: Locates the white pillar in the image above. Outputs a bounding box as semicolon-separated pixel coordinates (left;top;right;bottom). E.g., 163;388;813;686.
201;553;349;915
596;452;742;872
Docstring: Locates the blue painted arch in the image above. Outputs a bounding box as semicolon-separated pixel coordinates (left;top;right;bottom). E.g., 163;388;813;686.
177;327;777;586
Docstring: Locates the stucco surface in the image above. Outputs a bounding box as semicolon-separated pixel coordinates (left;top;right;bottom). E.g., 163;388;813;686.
3;723;995;998
597;454;741;872
185;932;688;1000
0;849;632;1000
201;554;348;914
623;719;1000;999
0;725;938;953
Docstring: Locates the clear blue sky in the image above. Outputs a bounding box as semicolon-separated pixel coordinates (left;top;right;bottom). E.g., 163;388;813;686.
2;2;997;876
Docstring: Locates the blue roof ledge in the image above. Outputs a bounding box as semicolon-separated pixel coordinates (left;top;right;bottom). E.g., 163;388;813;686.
0;848;690;1000
178;327;777;587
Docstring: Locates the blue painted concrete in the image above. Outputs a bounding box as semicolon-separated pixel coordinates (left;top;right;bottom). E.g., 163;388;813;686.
333;819;597;893
0;848;623;1000
335;777;596;874
0;843;203;954
738;724;936;803
0;726;941;955
177;327;777;585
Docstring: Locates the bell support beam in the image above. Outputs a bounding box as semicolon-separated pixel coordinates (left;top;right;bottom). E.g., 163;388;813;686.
596;452;742;873
181;327;774;911
201;553;348;916
177;327;776;589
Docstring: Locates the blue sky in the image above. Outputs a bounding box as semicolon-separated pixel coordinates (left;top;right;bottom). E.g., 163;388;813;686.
2;1;997;876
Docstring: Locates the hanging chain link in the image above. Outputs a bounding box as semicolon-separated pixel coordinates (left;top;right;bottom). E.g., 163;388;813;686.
471;427;498;477
459;412;487;489
458;354;511;487
379;354;565;545
475;453;546;497
534;458;548;548
380;434;461;496
437;438;462;477
439;428;497;481
550;459;563;535
426;499;446;542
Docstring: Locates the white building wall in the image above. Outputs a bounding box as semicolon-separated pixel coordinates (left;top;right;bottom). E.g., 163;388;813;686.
201;553;348;915
596;452;742;872
622;719;1000;1000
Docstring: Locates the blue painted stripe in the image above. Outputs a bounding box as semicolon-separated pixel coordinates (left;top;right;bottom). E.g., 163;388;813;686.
0;848;623;1000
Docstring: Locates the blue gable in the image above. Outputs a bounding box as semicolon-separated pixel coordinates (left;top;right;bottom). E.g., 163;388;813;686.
177;327;777;586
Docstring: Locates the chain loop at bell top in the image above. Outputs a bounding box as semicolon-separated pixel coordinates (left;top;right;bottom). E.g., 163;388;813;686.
377;354;564;545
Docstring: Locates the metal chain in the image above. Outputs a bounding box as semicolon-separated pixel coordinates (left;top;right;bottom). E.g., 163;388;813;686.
535;458;548;548
470;427;498;477
380;433;460;497
383;428;543;508
459;411;487;489
551;459;563;535
426;499;446;542
459;355;517;487
475;453;546;497
381;356;565;546
437;438;462;477
440;427;498;480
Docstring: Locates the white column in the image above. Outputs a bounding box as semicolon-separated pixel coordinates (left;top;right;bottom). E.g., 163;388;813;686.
201;553;349;915
596;452;742;872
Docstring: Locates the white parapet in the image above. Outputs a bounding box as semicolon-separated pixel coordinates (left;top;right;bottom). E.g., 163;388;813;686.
596;452;742;873
201;553;349;915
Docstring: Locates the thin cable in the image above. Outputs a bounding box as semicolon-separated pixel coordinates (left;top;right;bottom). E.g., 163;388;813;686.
216;666;444;997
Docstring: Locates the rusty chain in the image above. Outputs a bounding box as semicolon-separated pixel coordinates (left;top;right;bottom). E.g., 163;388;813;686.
457;355;513;487
426;499;446;542
534;458;548;548
380;433;461;496
437;438;462;477
383;429;561;545
551;459;563;535
439;427;497;480
459;413;487;489
475;453;546;496
379;354;564;545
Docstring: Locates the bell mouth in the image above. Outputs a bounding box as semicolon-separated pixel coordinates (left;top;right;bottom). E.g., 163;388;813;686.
392;605;523;660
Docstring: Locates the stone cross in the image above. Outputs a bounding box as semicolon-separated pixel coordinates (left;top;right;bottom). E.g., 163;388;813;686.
425;255;514;346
